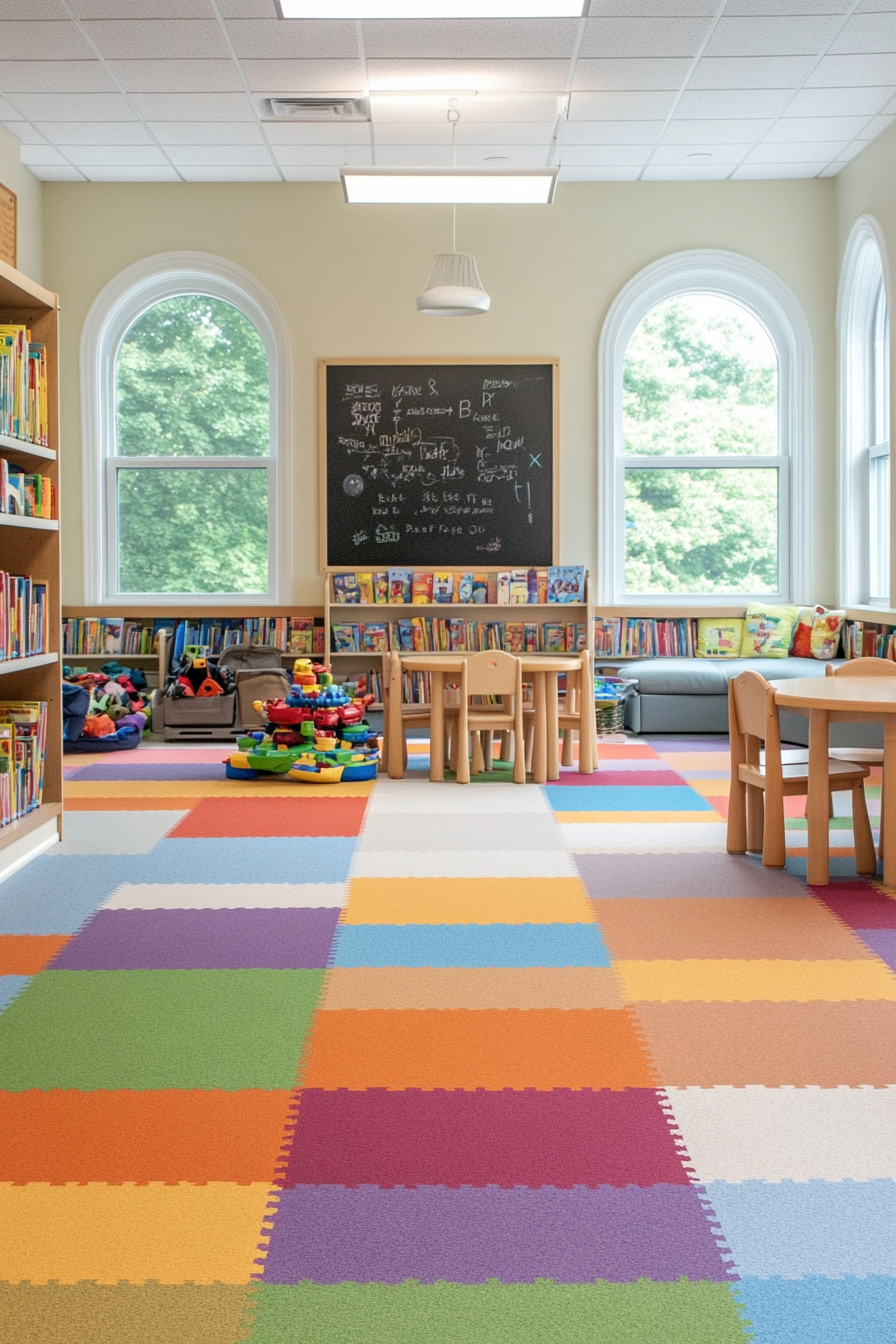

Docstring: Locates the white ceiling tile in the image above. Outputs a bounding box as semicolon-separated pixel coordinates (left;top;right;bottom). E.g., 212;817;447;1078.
129;92;255;120
81;166;181;180
786;85;895;114
676;88;793;117
818;163;842;174
559;144;652;166
769;114;873;139
0;21;96;61
689;56;815;87
885;92;896;111
561;119;663;143
0;59;115;93
372;143;454;165
0;121;48;145
831;139;869;161
279;165;340;180
642;163;733;178
365;59;570;94
240;59;364;92
588;0;718;12
830;12;896;52
724;1;850;13
225;18;358;58
857;0;896;12
557;165;642;181
745;138;850;160
807;54;896;84
71;0;211;15
568;90;677;118
177;165;281;179
148;121;264;146
34;120;152;144
273;143;363;165
578;17;711;58
370;94;559;122
732;162;829;176
218;0;281;14
858;112;896;136
649;143;754;165
28;165;87;180
108;60;245;93
11;92;136;120
65;144;170;166
663;117;776;142
362;19;579;59
0;96;24;120
455;144;551;165
81;20;230;61
21;144;71;166
166;144;274;166
263;120;370;144
573;58;691;90
370;120;553;144
705;16;841;56
0;0;69;16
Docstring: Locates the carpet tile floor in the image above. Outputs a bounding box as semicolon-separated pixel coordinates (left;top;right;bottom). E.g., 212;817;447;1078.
0;736;894;1343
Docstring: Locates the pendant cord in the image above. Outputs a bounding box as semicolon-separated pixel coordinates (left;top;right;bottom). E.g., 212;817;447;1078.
448;100;459;255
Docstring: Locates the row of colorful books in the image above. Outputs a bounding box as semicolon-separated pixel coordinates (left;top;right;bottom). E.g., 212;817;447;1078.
333;566;586;605
0;325;48;447
842;620;896;661
593;617;698;658
331;618;589;655
62;616;327;658
1;459;55;519
0;574;48;663
0;701;47;827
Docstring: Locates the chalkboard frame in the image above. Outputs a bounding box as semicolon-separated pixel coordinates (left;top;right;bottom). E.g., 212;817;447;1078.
318;356;559;571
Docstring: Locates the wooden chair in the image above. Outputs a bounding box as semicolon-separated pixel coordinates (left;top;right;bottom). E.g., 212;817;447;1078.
727;668;876;872
558;648;599;774
448;650;526;784
826;658;894;858
382;651;456;779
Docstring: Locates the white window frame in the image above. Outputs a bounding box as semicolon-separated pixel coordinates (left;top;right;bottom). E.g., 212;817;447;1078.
838;216;892;609
81;251;293;606
597;249;811;608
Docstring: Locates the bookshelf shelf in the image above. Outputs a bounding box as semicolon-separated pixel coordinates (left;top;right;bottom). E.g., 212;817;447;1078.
0;259;62;869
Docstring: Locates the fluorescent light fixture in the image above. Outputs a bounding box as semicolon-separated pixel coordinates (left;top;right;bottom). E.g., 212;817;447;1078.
340;166;558;204
279;3;584;16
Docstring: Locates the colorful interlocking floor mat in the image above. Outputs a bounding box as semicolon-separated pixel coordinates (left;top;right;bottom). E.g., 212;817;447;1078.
1;736;894;1343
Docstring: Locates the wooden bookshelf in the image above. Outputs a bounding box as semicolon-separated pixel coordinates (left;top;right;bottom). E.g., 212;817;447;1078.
0;258;62;869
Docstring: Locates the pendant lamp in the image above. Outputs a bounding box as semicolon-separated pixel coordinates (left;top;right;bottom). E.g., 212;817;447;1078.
416;102;490;317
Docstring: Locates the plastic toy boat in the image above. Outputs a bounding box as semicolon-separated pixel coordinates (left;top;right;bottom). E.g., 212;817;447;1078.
288;762;344;784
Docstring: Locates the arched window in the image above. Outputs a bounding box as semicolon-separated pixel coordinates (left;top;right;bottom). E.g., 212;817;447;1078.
598;250;810;606
82;252;292;604
839;218;891;607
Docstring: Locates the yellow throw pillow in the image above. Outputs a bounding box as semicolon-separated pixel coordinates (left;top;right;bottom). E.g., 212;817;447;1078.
696;618;745;658
739;604;800;658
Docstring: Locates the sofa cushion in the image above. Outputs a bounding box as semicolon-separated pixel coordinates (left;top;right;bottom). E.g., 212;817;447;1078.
621;656;846;696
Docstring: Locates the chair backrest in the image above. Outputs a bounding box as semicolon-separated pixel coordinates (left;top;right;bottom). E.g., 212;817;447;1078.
728;669;782;780
463;650;521;697
826;657;896;677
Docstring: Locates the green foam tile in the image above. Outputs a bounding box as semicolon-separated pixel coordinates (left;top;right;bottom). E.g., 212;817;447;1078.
0;1283;253;1344
0;968;324;1090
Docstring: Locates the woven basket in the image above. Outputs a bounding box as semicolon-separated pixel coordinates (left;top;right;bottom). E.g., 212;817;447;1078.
595;699;626;735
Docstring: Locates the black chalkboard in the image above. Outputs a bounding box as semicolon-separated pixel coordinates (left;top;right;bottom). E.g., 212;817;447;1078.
320;359;557;569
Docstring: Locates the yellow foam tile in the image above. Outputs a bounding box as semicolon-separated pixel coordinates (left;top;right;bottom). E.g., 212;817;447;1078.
689;778;731;797
343;876;593;925
555;810;725;824
652;752;732;770
0;1182;275;1285
615;958;896;1003
64;780;374;799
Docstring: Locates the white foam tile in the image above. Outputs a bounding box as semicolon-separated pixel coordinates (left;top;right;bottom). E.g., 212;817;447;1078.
166;144;274;166
52;812;187;855
365;58;571;95
178;165;282;180
108;59;245;93
362;18;580;60
705;14;840;57
359;813;566;853
788;85;895;117
12;92;137;121
744;139;849;161
560;822;727;851
768;115;873;141
226;17;357;59
0;21;94;61
561;119;663;144
240;59;365;93
367;781;552;814
82;19;229;61
102;881;347;910
33;120;153;144
832;12;896;55
579;17;710;59
676;88;791;119
808;53;896;86
129;92;255;121
663;1085;896;1183
0;59;115;94
352;851;579;879
82;166;182;180
559;144;653;166
149;121;264;145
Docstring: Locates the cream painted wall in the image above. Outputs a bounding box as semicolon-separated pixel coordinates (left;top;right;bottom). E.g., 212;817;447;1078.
43;177;836;607
0;125;42;284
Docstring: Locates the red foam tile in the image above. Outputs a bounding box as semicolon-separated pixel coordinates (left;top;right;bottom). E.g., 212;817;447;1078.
168;796;368;838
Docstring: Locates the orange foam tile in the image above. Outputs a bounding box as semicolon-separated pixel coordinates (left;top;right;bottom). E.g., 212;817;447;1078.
0;935;70;975
63;798;200;812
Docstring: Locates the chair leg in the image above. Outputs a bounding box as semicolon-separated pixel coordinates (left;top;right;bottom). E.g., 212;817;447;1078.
851;781;878;876
727;771;748;854
561;728;575;767
880;778;886;861
471;732;485;775
524;720;534;772
762;784;786;869
746;784;765;854
482;730;494;771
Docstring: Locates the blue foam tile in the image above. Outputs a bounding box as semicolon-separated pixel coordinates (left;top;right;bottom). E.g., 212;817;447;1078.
704;1180;896;1280
0;975;31;1011
0;855;150;933
333;922;612;968
784;856;883;880
733;1276;896;1344
134;837;357;886
544;785;713;813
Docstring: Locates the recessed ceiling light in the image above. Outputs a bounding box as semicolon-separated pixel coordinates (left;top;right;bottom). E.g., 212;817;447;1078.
340;166;558;204
278;2;584;16
485;155;511;162
686;152;714;159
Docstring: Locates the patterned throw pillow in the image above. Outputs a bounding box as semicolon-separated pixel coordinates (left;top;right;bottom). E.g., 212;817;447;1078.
739;604;801;658
791;605;845;660
696;618;745;658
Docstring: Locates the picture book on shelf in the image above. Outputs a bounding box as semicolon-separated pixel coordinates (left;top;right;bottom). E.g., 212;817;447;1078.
333;573;361;604
361;622;389;653
357;572;374;604
547;565;585;603
331;623;360;652
497;572;511;604
509;570;529;604
101;617;124;655
456;573;473;603
471;574;488;604
433;571;454;603
388;568;413;603
373;572;388;603
412;572;433;604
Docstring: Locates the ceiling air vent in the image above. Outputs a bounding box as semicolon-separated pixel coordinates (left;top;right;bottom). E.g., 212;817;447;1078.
263;97;370;122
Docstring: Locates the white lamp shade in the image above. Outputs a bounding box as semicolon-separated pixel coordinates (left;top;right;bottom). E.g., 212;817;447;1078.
416;252;490;317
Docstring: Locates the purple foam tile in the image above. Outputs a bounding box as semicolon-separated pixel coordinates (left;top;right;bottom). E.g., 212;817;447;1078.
856;929;896;972
262;1184;732;1285
575;852;808;899
69;763;224;782
549;771;687;788
644;738;730;751
49;907;341;970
